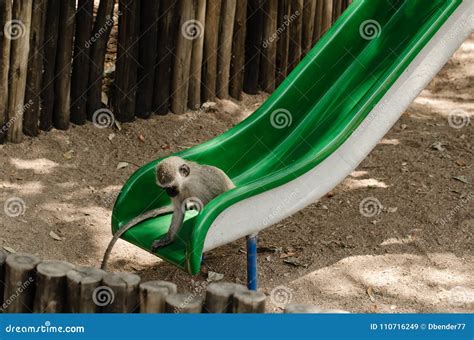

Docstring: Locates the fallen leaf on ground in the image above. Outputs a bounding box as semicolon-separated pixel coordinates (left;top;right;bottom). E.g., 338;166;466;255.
431;141;446;151
63;150;74;160
207;271;224;282
49;231;64;241
452;175;469;184
367;287;376;302
279;252;296;259
3;246;15;253
117;162;129;170
283;256;308;268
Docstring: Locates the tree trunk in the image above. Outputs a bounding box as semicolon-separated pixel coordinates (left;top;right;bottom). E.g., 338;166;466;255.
321;0;333;35
152;0;176;115
287;0;303;72
259;0;277;93
312;0;323;44
276;0;291;86
201;0;221;102
87;0;114;119
71;0;94;125
7;0;33;143
23;0;47;137
0;0;12;144
114;0;140;122
243;0;263;94
333;0;342;22
40;0;60;131
135;0;159;118
188;0;206;109
229;0;247;100
302;0;317;56
216;0;236;99
170;0;195;114
53;0;76;130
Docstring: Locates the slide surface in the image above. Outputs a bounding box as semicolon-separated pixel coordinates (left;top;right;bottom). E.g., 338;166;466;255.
112;0;470;274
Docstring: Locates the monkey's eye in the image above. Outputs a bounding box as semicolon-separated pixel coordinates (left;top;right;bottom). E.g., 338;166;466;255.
179;164;190;177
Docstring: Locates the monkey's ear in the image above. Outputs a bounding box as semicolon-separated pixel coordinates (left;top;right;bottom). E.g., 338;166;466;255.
179;164;190;177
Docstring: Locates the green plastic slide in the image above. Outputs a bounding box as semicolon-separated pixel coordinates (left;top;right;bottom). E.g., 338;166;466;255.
112;0;468;275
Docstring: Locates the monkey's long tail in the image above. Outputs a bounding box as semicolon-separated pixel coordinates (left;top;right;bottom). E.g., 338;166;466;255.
101;206;174;271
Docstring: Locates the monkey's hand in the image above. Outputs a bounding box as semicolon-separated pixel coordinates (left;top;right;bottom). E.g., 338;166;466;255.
152;237;173;251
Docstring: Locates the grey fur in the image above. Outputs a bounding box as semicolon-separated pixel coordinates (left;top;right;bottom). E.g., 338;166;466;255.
101;156;234;270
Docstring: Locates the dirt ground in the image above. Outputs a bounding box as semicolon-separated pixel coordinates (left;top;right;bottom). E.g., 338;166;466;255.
0;35;472;313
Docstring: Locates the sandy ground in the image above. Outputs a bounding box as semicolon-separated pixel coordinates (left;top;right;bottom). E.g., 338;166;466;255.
0;36;473;313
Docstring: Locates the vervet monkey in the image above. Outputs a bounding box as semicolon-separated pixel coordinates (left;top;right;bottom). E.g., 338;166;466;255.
101;156;234;270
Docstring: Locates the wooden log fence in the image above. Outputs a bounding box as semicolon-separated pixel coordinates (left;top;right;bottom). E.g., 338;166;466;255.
0;251;348;313
0;0;349;144
0;251;269;313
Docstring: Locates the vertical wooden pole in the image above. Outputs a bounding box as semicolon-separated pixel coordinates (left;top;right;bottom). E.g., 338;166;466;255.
216;0;236;99
66;267;106;313
0;0;12;144
87;0;114;119
287;0;303;72
3;253;41;313
312;0;323;44
0;251;6;306
7;0;33;143
170;0;195;114
40;0;60;131
71;0;94;125
53;0;75;130
243;0;263;95
201;0;222;102
33;261;75;313
333;0;342;23
276;0;290;86
152;0;176;115
165;293;203;313
188;0;206;110
232;290;266;313
139;281;177;313
229;0;247;100
114;0;140;121
203;282;247;313
301;0;317;56
102;272;141;313
135;0;159;118
23;0;47;137
321;0;333;35
259;0;278;93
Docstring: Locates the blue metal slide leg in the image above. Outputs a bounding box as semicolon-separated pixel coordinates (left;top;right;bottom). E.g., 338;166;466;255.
246;234;258;290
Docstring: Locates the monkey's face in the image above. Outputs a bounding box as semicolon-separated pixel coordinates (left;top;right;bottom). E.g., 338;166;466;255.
155;157;191;198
